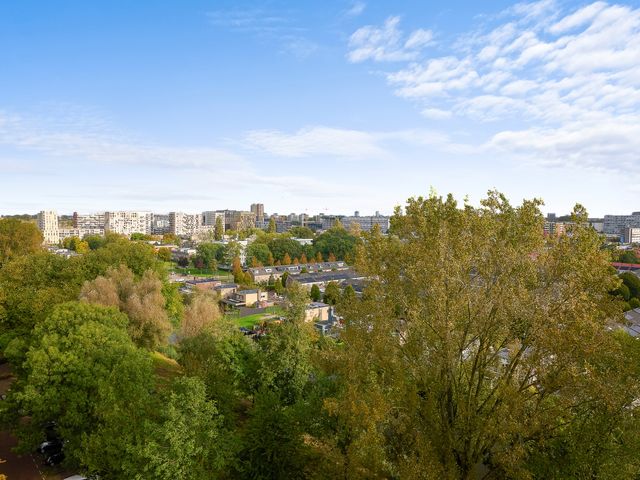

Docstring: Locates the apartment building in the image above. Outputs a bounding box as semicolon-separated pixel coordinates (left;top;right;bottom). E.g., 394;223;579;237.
219;210;255;231
624;227;640;244
73;212;105;229
603;212;640;235
250;203;265;223
169;212;201;237
341;214;390;233
104;211;152;236
37;210;59;244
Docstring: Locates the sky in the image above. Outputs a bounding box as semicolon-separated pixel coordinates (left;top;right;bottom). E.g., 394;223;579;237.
1;0;640;217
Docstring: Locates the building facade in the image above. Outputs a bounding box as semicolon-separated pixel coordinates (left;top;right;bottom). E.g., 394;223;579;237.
37;210;59;244
104;211;153;236
169;212;202;237
624;227;640;244
341;214;390;233
603;212;640;235
250;203;265;223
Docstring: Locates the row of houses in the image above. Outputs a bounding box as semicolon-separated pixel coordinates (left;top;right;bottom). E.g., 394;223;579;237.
249;261;350;283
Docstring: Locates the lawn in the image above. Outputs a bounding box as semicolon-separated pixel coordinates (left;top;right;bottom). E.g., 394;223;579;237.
228;306;286;329
152;351;182;388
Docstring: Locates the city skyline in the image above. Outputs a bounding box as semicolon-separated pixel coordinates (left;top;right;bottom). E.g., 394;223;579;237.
2;0;640;216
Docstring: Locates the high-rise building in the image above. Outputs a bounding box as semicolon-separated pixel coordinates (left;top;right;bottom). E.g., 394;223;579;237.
250;203;265;223
37;210;59;244
104;211;152;236
202;211;225;227
152;214;170;235
169;212;201;237
219;210;255;231
624;227;640;244
74;212;105;230
604;212;640;235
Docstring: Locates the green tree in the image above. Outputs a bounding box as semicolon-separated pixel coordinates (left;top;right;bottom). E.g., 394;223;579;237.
162;233;181;245
620;272;640;299
84;234;107;250
310;284;321;302
268;217;277;233
322;281;340;306
630;297;640;309
130;233;152;241
268;238;303;263
328;192;633;478
195;243;223;270
289;226;314;239
274;278;284;295
313;228;359;262
215;216;224;241
134;377;229;480
0;218;42;266
246;243;271;266
4;302;153;464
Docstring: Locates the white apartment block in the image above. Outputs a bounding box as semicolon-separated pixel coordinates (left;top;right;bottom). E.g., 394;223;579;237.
59;227;105;240
169;212;202;237
624;227;640;244
37;210;60;244
603;212;640;235
341;215;390;233
104;211;152;236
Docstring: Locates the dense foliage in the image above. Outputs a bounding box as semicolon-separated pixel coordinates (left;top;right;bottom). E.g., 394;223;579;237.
0;193;639;479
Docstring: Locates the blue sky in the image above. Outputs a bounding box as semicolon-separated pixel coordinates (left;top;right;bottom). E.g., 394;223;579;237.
1;0;640;216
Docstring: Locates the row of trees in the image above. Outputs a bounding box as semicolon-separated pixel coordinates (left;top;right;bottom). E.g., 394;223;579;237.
2;191;640;478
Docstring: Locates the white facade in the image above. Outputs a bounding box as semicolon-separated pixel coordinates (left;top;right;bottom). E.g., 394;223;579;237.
104;211;152;236
624;228;640;244
170;212;202;237
37;210;59;244
75;212;105;229
202;211;225;227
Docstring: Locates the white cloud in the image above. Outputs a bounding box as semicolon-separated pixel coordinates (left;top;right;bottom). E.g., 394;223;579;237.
355;1;640;173
244;126;387;158
346;1;366;17
347;16;434;62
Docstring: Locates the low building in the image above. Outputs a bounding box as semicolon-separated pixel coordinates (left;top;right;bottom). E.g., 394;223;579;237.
223;289;268;308
624;227;640;244
248;261;350;283
305;302;330;322
288;269;366;289
185;278;222;291
214;283;239;299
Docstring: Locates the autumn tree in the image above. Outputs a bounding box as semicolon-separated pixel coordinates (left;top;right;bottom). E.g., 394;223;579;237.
282;253;292;265
327;192;636;479
300;253;308;264
181;291;223;339
0;217;42;266
80;265;172;350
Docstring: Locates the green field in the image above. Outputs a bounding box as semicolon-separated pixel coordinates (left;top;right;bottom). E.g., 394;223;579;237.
227;306;285;329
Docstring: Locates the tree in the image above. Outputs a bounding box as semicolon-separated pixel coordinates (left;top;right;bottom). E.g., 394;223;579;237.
134;377;229;480
315;251;323;262
130;233;152;241
310;284;321;302
300;253;308;264
620;272;640;299
313;228;359;262
232;257;244;284
268;217;277;233
162;233;181;245
0;217;42;266
268;238;302;263
4;302;154;465
157;247;172;262
215;216;224;241
84;234;107;250
268;252;275;266
282;253;292;265
328;253;336;262
195;243;223;270
289;226;314;239
327;192;635;478
322;282;340;306
246;243;271;266
630;297;640;309
274;279;284;295
80;265;172;350
181;291;223;339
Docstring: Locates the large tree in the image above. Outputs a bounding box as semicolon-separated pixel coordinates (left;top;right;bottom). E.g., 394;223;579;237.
313;227;359;262
0;217;42;266
327;192;636;479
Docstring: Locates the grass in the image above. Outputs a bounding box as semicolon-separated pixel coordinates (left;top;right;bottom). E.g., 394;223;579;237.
152;351;182;388
227;306;286;329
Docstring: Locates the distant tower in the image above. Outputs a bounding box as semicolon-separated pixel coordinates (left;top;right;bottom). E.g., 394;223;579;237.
251;203;265;223
354;210;360;217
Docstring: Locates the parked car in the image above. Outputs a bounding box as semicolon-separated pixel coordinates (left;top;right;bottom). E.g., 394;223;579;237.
45;451;65;466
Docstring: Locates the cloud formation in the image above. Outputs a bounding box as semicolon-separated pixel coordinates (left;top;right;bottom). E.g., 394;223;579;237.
347;16;434;62
351;1;640;173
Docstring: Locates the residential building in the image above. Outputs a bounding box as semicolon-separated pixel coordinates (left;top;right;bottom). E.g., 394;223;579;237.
250;203;265;223
37;210;59;244
152;214;170;235
305;302;330;322
169;212;201;237
59;227;104;240
185;278;221;291
222;289;268;308
624;227;640;244
603;212;640;235
248;261;350;283
220;210;255;231
288;270;366;289
341;214;390;233
202;211;225;228
214;283;239;299
73;212;105;230
104;211;152;236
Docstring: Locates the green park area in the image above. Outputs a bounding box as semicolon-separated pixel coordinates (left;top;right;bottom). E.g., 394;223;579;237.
226;305;284;329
